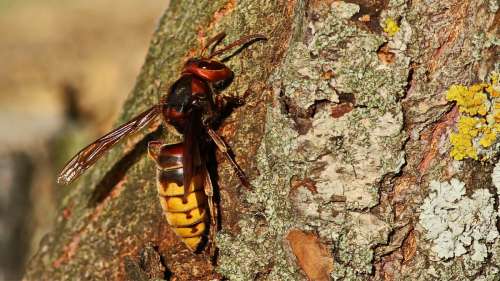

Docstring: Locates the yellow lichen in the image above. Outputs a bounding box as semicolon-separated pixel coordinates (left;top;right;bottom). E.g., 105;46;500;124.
446;85;488;116
449;116;481;160
479;126;497;148
487;73;500;97
493;101;500;123
383;18;400;37
446;72;500;161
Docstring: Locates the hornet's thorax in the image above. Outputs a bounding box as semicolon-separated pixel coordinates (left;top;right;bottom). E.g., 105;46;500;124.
162;58;234;133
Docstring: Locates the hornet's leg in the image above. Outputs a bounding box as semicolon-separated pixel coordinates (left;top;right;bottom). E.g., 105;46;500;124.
147;140;164;163
210;82;248;111
206;128;251;189
203;167;218;259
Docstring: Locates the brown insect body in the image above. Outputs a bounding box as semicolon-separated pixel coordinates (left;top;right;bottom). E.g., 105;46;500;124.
57;32;265;252
149;56;238;251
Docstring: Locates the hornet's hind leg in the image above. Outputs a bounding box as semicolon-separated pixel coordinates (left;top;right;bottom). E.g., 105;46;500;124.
203;166;218;260
147;140;163;162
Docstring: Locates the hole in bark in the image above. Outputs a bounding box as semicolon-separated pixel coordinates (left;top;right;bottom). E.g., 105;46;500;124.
346;0;389;34
377;43;396;64
280;90;332;135
331;92;356;118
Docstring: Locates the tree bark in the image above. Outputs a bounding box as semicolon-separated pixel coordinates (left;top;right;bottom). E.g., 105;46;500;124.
24;1;499;281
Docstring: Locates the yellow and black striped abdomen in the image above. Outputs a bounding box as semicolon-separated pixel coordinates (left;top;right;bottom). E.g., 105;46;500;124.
148;141;208;251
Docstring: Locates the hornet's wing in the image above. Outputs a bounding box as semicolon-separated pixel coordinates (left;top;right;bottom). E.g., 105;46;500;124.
57;105;161;185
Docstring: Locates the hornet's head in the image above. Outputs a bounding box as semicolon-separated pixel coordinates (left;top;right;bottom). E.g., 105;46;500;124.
182;58;234;91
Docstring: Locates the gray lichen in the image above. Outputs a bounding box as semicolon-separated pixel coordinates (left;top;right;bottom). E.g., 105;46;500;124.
487;0;499;13
332;212;390;280
419;179;498;262
492;160;500;196
218;1;408;279
216;87;303;280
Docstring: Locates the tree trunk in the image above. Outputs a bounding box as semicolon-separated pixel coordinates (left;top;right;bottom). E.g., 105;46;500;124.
24;1;499;280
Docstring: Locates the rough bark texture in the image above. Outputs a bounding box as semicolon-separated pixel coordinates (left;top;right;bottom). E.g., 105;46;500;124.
24;0;499;281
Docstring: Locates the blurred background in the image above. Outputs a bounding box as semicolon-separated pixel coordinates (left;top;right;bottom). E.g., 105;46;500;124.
0;0;168;280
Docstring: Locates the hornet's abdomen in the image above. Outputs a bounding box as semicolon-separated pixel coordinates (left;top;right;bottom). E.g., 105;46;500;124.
148;141;207;251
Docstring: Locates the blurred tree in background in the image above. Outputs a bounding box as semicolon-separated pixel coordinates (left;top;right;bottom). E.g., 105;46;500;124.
0;1;167;280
